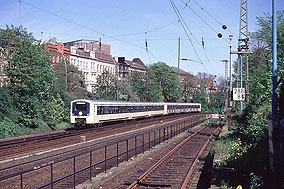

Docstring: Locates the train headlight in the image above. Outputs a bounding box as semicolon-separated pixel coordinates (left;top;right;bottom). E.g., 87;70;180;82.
79;111;83;116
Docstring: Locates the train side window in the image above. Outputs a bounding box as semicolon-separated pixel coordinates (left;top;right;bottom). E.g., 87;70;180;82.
100;106;102;115
100;106;102;114
97;106;100;115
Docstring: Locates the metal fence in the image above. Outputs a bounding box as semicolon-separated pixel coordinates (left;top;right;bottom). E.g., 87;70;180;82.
0;115;205;189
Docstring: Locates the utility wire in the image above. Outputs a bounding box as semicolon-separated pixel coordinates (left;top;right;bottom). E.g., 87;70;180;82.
106;21;179;38
170;0;209;74
20;0;160;61
19;0;22;26
202;44;216;75
191;0;237;36
180;0;231;45
36;32;191;43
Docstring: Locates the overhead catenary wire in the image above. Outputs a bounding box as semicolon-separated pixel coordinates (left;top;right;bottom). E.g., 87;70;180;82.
145;32;152;64
191;0;237;36
170;0;209;74
169;5;216;75
201;37;216;75
180;0;232;45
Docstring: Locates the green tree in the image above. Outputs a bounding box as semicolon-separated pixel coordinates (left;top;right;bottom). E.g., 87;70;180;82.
0;25;67;129
249;11;284;114
128;72;162;102
148;62;181;102
117;78;140;101
54;60;86;99
0;87;19;122
92;71;116;100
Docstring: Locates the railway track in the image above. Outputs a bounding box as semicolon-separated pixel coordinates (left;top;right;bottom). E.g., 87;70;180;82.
0;114;207;189
125;126;220;189
0;113;202;161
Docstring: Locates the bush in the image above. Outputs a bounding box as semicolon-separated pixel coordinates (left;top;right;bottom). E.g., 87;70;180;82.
0;118;19;138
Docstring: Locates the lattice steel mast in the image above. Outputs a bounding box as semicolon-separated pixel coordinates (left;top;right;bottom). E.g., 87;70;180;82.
237;0;250;102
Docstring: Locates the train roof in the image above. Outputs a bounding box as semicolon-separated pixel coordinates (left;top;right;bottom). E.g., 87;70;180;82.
71;99;164;104
71;99;200;105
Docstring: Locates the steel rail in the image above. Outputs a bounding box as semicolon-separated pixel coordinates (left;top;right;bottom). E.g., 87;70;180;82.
127;126;207;189
181;126;221;189
0;113;202;150
0;116;205;182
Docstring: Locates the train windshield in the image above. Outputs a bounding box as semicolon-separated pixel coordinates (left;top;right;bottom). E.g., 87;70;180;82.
75;103;87;111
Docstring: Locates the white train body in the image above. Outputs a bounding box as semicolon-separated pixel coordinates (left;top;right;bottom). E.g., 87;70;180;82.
70;100;201;126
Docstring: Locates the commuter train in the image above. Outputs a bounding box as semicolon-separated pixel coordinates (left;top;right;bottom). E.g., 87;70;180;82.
70;100;201;126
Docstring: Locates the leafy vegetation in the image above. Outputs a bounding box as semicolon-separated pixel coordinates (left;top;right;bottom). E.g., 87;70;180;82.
0;26;82;137
214;11;284;188
0;25;222;138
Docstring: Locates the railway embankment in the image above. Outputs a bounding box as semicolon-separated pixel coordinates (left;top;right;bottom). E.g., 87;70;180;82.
77;119;220;188
206;113;284;189
0;114;206;188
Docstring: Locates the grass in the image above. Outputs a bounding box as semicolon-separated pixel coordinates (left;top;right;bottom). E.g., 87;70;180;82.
212;122;269;188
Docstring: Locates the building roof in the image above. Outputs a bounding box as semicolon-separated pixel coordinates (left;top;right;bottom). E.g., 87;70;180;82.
64;39;111;55
132;58;147;70
75;48;90;58
125;58;147;70
170;67;192;76
95;51;115;63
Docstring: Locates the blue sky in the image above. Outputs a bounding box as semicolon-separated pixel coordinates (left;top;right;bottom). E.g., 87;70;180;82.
1;0;283;77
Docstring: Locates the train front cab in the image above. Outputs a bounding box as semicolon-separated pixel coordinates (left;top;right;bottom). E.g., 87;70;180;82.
71;101;92;126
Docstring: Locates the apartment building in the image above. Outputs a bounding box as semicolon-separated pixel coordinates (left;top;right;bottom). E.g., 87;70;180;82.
69;46;116;92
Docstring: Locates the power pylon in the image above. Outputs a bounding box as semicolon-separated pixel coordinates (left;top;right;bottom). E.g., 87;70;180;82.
237;0;250;102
